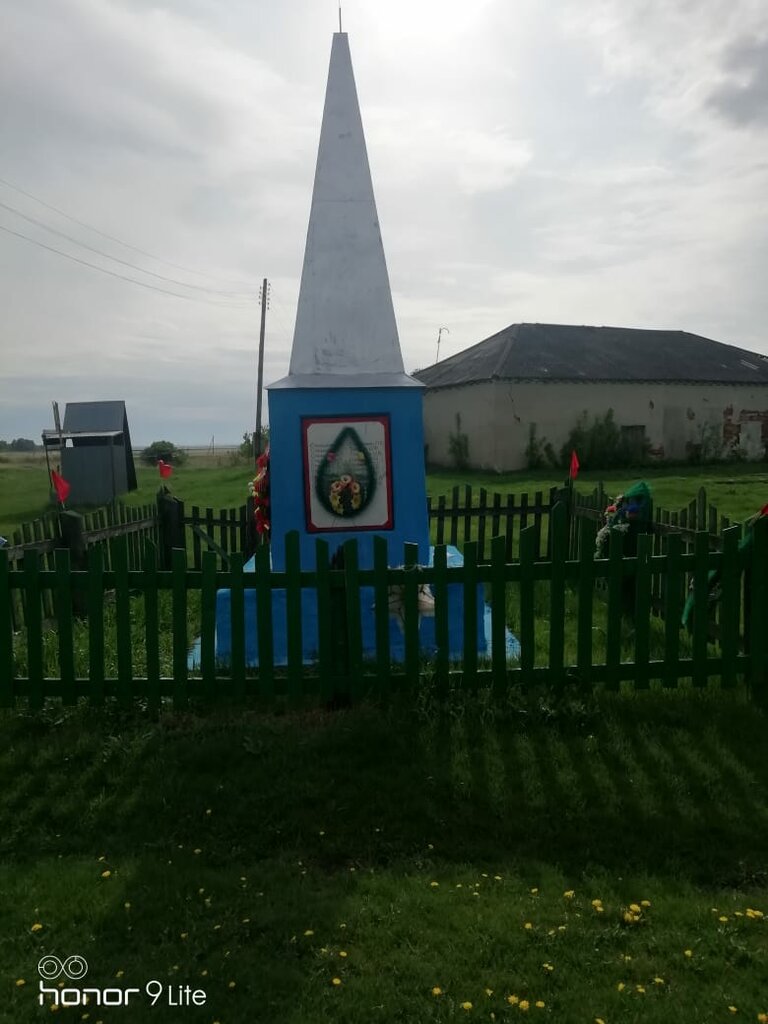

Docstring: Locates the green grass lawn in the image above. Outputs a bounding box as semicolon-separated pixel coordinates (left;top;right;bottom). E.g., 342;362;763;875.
1;695;767;1023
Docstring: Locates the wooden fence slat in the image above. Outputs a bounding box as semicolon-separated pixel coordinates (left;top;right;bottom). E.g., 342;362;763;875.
691;531;711;688
113;536;132;703
87;546;105;706
255;543;274;699
402;542;420;691
171;547;188;708
201;550;218;696
662;534;683;689
477;487;488;562
450;486;460;547
23;550;44;709
229;552;246;698
518;525;536;685
605;529;624;691
143;542;160;708
633;533;652;690
433;543;449;697
372;536;391;697
505;493;515;561
285;532;304;700
436;495;446;547
463;484;472;546
719;526;740;690
54;548;76;702
491;492;502;545
577;518;596;677
462;540;478;690
315;540;333;701
490;534;507;696
548;503;567;689
191;505;202;570
749;516;768;708
0;551;14;706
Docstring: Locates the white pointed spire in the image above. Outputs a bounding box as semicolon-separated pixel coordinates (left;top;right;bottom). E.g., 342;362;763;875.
281;32;415;387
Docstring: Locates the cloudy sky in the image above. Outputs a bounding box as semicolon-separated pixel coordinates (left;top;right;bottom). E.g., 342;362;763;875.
1;0;767;445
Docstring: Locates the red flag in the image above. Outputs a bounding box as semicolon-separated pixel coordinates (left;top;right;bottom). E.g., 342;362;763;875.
157;460;173;479
51;469;71;504
569;450;580;480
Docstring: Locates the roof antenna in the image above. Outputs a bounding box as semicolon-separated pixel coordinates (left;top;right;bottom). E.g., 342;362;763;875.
339;3;342;31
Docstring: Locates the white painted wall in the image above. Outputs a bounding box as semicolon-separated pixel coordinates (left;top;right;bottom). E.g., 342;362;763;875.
423;381;768;471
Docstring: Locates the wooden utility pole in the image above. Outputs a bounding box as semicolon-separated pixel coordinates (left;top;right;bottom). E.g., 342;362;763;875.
255;277;269;462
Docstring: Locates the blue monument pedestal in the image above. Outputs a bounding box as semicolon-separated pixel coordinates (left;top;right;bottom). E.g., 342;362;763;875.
212;546;519;668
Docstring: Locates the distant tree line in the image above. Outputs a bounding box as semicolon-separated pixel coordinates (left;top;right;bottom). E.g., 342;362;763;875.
0;438;39;452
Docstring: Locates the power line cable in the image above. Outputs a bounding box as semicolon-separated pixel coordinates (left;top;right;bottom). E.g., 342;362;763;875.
0;198;254;299
0;173;256;289
0;222;254;308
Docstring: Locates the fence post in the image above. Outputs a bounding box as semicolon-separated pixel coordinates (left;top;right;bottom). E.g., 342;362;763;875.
749;515;768;708
57;510;88;618
157;487;185;570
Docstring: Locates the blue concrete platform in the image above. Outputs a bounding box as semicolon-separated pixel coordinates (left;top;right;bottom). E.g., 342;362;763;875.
200;545;520;670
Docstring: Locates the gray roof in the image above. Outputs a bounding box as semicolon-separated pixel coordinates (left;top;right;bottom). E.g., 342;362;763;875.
414;323;768;388
62;400;129;432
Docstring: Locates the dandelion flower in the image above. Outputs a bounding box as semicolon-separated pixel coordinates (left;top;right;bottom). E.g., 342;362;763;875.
228;981;236;989
431;987;442;996
193;849;201;855
101;870;111;879
654;977;664;985
339;951;348;958
461;1001;473;1011
124;902;131;910
641;899;651;907
519;1000;530;1011
332;977;342;986
494;875;502;881
617;982;625;992
684;949;693;958
563;890;575;899
728;1007;737;1014
115;970;124;979
507;995;519;1005
542;962;554;972
31;923;43;932
485;988;494;997
628;903;641;913
524;922;533;930
15;979;25;987
719;916;729;923
636;985;646;994
530;887;539;895
596;1019;606;1024
535;1001;545;1008
304;930;314;937
430;881;439;888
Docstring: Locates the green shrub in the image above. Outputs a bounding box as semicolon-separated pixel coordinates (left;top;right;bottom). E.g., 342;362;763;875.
448;413;470;470
141;440;188;466
561;409;649;470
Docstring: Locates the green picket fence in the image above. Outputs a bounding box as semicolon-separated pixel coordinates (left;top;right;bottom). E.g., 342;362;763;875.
2;504;765;708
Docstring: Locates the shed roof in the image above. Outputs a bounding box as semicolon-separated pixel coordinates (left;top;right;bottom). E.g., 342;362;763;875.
414;323;768;388
62;401;130;432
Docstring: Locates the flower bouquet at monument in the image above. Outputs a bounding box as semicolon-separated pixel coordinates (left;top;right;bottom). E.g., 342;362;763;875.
248;448;271;538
